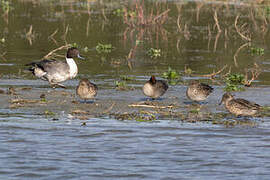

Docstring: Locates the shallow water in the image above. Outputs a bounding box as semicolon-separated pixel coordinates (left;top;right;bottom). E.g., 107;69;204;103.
1;115;270;179
1;0;270;179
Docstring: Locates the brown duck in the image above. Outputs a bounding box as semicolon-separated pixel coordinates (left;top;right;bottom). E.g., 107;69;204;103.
219;92;261;117
76;79;98;101
186;80;213;102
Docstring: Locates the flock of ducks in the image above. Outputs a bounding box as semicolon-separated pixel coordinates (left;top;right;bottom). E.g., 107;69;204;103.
26;47;261;117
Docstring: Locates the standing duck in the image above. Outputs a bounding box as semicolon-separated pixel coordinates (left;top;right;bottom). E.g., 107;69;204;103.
219;92;261;117
76;79;98;102
143;76;168;99
186;80;213;102
26;47;84;88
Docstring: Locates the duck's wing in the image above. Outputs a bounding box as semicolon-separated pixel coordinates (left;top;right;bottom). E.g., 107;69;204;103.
235;98;261;110
199;83;214;94
157;80;168;91
88;82;98;91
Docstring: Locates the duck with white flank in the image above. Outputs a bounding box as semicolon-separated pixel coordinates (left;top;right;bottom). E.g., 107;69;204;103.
219;92;261;117
26;47;84;88
76;79;98;102
143;76;168;99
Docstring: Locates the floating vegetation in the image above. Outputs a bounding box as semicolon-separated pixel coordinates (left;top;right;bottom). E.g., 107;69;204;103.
147;48;161;58
224;73;245;92
113;111;157;122
120;75;135;81
162;67;181;85
114;80;128;91
0;38;5;43
113;8;135;17
250;47;264;56
83;46;89;53
1;0;13;13
44;110;56;117
96;43;114;54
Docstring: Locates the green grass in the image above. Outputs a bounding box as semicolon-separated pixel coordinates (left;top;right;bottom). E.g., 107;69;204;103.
147;48;161;58
162;67;181;85
96;43;114;54
224;73;245;92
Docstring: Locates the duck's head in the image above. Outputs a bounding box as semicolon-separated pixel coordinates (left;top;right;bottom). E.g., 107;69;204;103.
79;78;90;87
150;75;156;84
67;47;84;59
189;80;200;86
219;92;234;105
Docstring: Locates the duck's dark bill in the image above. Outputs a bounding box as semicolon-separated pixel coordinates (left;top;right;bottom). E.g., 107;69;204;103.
77;54;85;59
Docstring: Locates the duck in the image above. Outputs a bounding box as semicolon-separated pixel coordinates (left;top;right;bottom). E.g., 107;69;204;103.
76;79;98;101
142;76;168;99
219;92;261;117
186;80;213;102
26;47;84;88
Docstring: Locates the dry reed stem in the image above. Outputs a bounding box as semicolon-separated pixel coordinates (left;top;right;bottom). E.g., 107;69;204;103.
49;28;58;45
103;102;116;114
0;51;7;61
244;63;261;86
43;44;72;59
214;31;221;52
235;15;251;41
233;42;250;67
129;104;175;109
213;10;222;33
199;65;228;78
177;15;181;32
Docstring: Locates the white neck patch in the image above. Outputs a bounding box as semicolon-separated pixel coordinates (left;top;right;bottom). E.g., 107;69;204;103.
66;58;78;79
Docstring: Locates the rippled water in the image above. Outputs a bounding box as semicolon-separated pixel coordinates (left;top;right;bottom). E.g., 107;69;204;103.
1;115;270;179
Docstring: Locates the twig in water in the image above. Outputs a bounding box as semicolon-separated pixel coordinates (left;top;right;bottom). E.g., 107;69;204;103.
103;102;116;114
199;65;228;79
43;44;72;59
235;15;251;41
129;103;175;109
213;10;222;33
244;63;261;87
233;42;250;67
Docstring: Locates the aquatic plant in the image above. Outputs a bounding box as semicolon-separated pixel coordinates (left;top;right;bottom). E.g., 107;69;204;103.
1;0;13;13
96;43;114;54
250;47;264;56
120;75;135;81
114;80;127;90
162;67;180;85
113;8;135;17
224;73;245;92
147;48;161;58
0;38;5;43
83;46;89;53
44;110;56;116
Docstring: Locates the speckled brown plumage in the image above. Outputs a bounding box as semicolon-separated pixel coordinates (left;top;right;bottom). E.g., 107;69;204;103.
220;92;261;116
76;79;98;101
186;80;213;102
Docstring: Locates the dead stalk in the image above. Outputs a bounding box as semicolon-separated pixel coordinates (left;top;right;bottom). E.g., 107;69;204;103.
199;65;228;79
233;42;250;67
213;11;222;33
43;44;72;59
244;63;261;86
235;15;251;41
0;51;7;61
129;104;175;109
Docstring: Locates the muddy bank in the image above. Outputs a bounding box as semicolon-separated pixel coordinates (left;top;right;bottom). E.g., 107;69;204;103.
0;79;269;126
